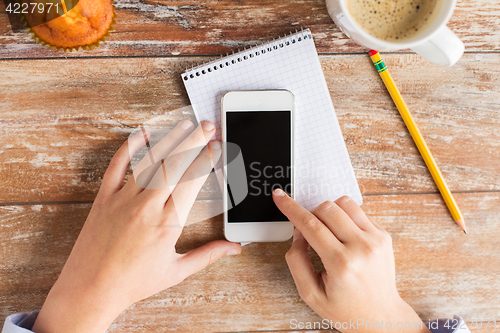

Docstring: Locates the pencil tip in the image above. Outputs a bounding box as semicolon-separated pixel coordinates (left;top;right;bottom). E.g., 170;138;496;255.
464;229;467;234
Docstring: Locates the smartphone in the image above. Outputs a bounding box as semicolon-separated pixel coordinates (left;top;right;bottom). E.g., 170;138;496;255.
221;90;294;242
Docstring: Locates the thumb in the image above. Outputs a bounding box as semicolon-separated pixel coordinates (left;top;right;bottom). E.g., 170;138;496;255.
286;229;325;303
175;240;242;279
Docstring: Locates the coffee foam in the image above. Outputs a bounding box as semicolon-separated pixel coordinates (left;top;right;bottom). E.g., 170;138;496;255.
348;0;442;42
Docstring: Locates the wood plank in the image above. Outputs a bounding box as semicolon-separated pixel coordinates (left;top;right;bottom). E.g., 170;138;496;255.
1;192;499;331
261;327;500;333
1;53;499;203
469;324;500;333
239;330;500;333
265;329;500;333
0;0;499;58
261;328;500;333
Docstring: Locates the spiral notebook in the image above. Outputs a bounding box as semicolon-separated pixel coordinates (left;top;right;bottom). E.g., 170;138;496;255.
182;29;362;209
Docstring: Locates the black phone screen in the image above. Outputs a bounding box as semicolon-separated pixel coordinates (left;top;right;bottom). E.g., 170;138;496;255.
226;110;291;223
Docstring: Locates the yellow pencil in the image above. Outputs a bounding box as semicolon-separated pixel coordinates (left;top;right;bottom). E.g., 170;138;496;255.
369;50;466;234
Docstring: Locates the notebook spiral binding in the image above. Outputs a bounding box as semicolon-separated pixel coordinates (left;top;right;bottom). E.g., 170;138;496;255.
183;28;313;81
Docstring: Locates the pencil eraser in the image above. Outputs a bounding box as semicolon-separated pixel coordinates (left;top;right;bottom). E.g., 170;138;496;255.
369;50;379;57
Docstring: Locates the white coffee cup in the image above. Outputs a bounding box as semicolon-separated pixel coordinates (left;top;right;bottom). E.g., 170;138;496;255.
325;0;464;66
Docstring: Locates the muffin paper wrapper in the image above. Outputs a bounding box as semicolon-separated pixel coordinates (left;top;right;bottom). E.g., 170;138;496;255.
20;3;116;52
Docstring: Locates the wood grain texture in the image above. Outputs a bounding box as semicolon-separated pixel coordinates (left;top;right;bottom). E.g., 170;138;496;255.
1;2;499;331
1;0;500;58
1;53;499;203
260;328;500;333
264;329;500;333
1;192;499;331
257;329;500;333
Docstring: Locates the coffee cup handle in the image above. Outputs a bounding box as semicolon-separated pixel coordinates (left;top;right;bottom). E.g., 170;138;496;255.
411;26;464;67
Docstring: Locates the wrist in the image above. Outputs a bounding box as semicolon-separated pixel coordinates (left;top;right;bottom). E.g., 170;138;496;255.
32;279;124;333
341;297;431;333
388;298;431;333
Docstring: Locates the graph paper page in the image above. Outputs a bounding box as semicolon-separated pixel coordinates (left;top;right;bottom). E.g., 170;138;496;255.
182;29;362;209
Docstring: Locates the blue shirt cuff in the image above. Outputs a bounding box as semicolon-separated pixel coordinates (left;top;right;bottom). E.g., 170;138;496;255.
2;312;39;333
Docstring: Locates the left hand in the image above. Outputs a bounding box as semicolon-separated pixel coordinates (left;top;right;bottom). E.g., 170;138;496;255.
32;120;242;333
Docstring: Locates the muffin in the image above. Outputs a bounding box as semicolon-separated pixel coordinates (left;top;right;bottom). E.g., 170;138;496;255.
22;0;115;51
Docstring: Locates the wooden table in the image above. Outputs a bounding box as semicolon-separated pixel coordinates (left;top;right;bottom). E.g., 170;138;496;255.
1;1;499;332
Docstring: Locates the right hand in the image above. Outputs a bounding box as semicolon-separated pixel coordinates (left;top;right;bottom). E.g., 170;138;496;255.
272;189;431;333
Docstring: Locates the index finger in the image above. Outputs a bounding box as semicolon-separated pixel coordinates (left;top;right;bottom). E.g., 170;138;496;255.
272;189;343;258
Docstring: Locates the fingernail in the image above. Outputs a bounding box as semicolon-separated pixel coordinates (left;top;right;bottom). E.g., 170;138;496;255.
202;121;215;131
209;141;221;150
293;230;303;241
180;120;193;130
226;248;240;256
273;188;285;196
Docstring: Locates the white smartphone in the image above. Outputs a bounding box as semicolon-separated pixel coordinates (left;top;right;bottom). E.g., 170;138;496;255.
221;90;295;242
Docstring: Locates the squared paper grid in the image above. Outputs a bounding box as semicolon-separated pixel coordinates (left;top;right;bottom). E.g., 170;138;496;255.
182;29;362;210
